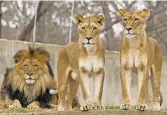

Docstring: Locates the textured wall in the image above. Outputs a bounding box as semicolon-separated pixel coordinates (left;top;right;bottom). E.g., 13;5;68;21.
0;39;167;108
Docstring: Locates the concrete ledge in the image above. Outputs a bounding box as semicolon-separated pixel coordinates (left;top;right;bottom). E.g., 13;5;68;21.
0;110;167;115
1;39;167;108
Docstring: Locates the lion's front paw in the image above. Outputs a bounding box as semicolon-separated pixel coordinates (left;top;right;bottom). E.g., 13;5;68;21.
135;104;147;111
152;102;160;111
27;102;40;109
80;101;93;111
120;104;131;110
8;100;22;109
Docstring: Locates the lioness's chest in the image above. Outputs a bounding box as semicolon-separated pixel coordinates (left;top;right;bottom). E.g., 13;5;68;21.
79;56;104;75
125;49;147;69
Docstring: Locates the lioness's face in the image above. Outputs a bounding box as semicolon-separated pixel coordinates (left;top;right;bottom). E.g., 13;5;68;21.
21;58;45;85
119;9;150;39
75;14;104;47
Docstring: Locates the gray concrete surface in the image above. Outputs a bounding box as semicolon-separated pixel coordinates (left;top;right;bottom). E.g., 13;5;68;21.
0;39;167;109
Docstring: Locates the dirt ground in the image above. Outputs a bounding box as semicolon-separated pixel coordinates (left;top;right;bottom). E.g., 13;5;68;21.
0;109;167;115
0;102;167;115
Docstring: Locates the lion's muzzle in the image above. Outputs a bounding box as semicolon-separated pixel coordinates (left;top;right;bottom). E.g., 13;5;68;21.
26;78;35;85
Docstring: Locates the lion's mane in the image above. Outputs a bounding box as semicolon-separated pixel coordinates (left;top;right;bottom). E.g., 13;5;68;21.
5;46;55;108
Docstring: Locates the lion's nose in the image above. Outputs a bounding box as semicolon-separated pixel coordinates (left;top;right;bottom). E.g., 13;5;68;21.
126;28;132;31
85;37;92;41
27;73;34;76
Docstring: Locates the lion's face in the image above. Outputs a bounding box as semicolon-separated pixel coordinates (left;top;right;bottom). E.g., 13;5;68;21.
75;14;104;48
21;58;46;85
119;9;150;39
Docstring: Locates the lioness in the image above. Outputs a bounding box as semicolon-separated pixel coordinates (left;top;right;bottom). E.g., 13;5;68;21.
119;9;162;111
57;14;105;111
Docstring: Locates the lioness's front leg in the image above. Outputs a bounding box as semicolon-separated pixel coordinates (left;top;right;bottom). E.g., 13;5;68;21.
120;66;132;110
93;68;104;110
136;67;149;111
79;71;93;111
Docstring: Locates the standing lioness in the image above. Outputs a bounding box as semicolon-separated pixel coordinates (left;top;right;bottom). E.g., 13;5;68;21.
119;9;162;111
57;14;105;111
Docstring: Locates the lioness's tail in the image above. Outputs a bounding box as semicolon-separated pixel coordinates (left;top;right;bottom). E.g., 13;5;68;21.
160;91;163;106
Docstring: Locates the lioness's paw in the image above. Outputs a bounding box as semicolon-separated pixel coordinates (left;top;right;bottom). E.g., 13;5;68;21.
120;104;131;110
80;104;93;111
8;100;22;109
135;104;147;111
80;100;93;111
27;103;40;109
93;105;104;110
152;102;160;111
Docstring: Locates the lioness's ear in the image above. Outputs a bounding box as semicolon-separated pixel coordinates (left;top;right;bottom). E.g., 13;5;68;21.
96;15;104;26
119;9;126;17
75;14;84;24
139;9;150;17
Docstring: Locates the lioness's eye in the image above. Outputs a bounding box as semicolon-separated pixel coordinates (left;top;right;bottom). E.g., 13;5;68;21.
81;27;85;30
93;27;97;30
134;18;139;22
124;19;127;22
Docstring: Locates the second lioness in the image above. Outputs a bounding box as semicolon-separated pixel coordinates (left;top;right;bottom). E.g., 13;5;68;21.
57;14;105;111
119;9;162;111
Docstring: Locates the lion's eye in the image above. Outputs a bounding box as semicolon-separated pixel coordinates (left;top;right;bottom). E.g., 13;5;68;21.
93;27;97;30
81;27;85;30
24;64;28;68
34;64;38;68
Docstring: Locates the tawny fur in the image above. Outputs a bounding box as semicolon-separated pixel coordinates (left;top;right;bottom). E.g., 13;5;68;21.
119;9;162;111
57;14;105;111
49;80;79;108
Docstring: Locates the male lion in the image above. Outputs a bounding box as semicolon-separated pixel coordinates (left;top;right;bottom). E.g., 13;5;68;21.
119;9;162;111
57;14;105;111
5;46;56;108
1;68;79;108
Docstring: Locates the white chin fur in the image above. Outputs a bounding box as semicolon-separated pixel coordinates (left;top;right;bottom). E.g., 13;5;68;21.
84;44;94;48
126;34;136;39
26;80;35;84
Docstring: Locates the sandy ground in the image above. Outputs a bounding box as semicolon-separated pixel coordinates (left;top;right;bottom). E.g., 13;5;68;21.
0;102;167;115
0;109;167;115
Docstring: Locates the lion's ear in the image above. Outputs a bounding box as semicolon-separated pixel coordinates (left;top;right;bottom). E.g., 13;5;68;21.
139;9;150;18
75;14;84;24
13;50;25;63
119;9;127;17
96;15;104;26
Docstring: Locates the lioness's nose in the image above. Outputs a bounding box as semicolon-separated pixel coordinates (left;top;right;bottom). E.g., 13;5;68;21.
27;73;34;76
126;28;132;31
85;37;92;41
